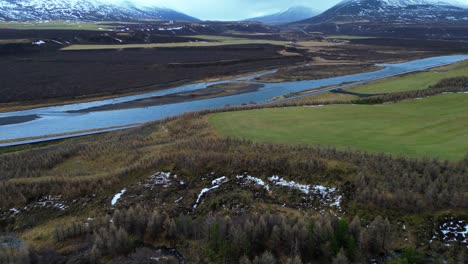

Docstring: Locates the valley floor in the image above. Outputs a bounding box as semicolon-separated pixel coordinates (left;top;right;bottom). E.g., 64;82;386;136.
0;22;467;264
0;61;467;263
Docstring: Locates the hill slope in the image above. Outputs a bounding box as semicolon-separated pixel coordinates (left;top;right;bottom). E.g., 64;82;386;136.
302;0;468;23
0;0;199;21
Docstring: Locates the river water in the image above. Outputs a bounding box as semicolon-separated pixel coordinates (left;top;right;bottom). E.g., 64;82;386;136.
0;55;467;144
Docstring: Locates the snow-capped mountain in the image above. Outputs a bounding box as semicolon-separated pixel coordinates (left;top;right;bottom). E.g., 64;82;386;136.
245;6;318;25
0;0;199;22
303;0;468;23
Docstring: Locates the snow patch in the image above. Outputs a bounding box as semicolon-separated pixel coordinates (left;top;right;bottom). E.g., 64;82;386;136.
268;176;342;208
50;40;63;44
158;26;183;31
212;176;228;185
144;172;172;189
111;189;126;206
438;218;468;245
9;208;20;215
237;175;270;192
193;176;231;209
193;186;219;209
269;175;310;194
35;195;68;210
32;40;45;45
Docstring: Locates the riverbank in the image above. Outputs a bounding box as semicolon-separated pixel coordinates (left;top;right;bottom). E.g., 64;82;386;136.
68;83;263;113
1;55;467;146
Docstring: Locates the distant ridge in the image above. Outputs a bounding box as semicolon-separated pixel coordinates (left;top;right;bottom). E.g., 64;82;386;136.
298;0;468;23
0;0;199;22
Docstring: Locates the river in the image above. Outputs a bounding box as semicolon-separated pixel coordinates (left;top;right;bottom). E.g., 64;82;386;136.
0;55;467;146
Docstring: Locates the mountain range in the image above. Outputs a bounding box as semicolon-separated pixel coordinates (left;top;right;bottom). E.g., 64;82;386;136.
0;0;199;22
1;0;468;25
302;0;468;24
245;6;317;25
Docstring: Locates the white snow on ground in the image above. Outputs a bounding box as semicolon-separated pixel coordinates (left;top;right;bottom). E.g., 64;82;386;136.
2;196;69;216
438;218;468;245
329;195;342;208
237;175;270;192
190;173;341;210
9;208;20;215
158;26;183;31
194;176;231;209
32;40;45;45
268;176;342;208
193;186;220;209
269;175;309;194
35;195;68;210
111;189;126;206
144;172;172;189
212;176;228;185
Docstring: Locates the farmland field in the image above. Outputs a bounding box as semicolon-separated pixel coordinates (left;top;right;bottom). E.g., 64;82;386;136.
349;60;468;94
210;93;468;160
61;35;289;50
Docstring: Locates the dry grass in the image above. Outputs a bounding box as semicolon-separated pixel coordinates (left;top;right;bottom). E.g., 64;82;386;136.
61;35;289;51
0;39;31;44
289;91;359;104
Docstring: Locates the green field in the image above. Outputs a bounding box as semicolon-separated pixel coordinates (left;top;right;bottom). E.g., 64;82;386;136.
349;60;468;94
210;93;468;160
61;35;289;50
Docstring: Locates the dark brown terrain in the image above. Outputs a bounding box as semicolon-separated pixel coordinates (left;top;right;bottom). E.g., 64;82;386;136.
295;21;468;41
0;43;304;103
1;21;468;107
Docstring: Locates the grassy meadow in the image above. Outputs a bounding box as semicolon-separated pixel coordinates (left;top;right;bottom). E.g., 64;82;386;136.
349;60;468;94
210;93;468;160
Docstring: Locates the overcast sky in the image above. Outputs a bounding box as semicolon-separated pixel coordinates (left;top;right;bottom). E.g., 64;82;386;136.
134;0;342;20
131;0;468;20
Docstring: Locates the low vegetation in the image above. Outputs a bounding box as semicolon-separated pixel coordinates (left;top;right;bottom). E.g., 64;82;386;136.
0;32;467;262
0;77;467;262
61;35;289;50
